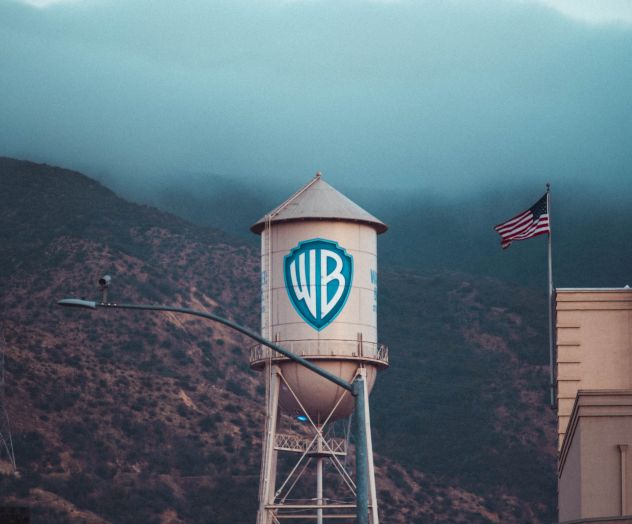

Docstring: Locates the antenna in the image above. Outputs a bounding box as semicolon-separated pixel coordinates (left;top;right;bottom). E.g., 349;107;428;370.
0;325;17;475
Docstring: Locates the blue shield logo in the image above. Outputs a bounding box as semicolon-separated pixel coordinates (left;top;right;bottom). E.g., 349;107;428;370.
284;238;353;331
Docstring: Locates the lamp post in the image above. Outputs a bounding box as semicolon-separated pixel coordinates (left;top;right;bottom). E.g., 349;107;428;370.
58;298;370;523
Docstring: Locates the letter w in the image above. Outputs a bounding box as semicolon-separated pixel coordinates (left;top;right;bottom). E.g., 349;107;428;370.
290;251;317;318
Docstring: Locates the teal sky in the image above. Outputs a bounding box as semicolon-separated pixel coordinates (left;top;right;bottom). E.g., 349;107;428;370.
1;0;631;195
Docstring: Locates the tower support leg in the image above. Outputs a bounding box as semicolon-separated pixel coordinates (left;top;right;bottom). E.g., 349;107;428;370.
257;364;280;524
316;423;324;524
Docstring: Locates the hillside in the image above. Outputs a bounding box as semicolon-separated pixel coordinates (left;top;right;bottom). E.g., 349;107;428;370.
0;158;556;522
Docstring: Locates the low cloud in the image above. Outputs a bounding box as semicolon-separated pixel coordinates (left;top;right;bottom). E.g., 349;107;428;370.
14;0;88;7
1;0;631;198
518;0;632;25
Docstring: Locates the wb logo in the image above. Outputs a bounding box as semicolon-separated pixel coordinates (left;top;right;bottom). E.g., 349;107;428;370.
284;238;353;331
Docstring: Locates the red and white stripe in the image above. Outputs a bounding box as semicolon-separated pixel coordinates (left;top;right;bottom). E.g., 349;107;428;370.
494;211;549;249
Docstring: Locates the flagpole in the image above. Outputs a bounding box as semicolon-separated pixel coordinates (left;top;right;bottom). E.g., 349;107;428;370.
546;183;555;408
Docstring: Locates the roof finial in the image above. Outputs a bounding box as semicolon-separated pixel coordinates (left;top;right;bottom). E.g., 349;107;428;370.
315;171;322;179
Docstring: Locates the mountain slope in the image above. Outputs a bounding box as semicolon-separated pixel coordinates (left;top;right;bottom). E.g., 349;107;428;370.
0;158;556;522
375;271;556;520
0;158;263;522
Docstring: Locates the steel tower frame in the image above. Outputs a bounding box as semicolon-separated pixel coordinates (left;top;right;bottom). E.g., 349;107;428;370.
256;365;379;523
0;326;17;475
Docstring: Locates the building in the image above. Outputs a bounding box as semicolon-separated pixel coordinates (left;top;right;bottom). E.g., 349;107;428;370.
557;288;632;523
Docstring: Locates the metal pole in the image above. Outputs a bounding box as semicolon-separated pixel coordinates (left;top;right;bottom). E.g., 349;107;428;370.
354;376;369;524
58;299;353;393
316;424;323;524
358;368;379;524
546;184;555;408
316;455;323;524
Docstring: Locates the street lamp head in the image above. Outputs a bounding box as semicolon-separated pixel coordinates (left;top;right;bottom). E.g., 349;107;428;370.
98;275;111;303
58;299;97;309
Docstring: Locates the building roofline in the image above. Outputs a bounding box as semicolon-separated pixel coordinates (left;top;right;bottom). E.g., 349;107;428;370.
557;288;632;292
558;390;632;475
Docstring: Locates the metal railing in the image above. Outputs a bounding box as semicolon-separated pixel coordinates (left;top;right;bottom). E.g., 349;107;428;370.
250;339;389;367
274;433;347;456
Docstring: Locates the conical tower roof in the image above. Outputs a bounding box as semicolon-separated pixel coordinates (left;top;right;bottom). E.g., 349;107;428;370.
250;173;387;235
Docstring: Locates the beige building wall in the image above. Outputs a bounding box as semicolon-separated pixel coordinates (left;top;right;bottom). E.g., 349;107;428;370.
556;289;632;449
558;391;632;523
556;288;632;523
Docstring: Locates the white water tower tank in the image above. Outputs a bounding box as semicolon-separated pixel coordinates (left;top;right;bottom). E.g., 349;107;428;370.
250;174;388;423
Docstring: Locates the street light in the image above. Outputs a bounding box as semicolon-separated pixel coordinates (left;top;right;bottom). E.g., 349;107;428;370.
57;297;370;523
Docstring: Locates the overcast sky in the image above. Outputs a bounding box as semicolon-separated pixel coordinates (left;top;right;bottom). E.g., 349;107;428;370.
1;0;631;196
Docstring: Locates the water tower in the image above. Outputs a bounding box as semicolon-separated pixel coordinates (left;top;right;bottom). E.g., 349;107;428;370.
250;173;388;523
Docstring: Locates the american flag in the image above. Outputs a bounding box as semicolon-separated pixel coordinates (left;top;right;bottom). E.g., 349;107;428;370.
494;193;550;249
